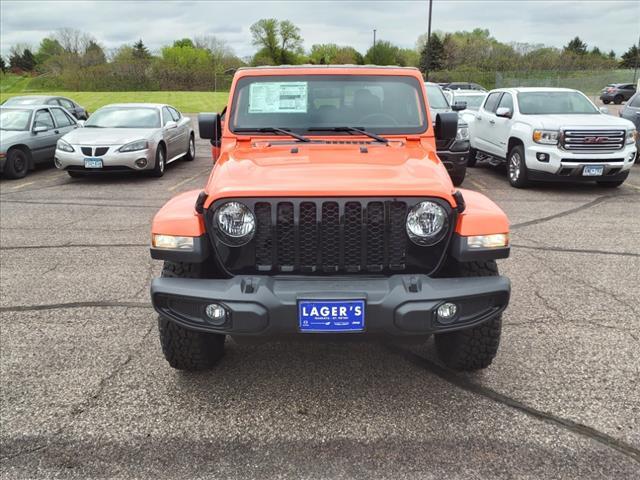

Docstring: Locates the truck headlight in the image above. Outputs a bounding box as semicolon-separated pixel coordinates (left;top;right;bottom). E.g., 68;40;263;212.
532;129;560;145
152;234;194;250
456;126;469;141
406;201;448;246
215;201;256;246
626;129;637;145
57;139;74;153
119;140;148;152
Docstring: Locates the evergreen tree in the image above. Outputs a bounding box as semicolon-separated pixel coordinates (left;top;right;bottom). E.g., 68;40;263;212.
564;36;587;55
608;50;616;59
21;49;37;70
0;56;6;73
132;39;151;60
620;44;639;68
419;33;444;73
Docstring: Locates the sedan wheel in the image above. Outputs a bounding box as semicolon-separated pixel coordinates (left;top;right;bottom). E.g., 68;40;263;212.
185;135;195;161
151;145;166;177
4;149;30;179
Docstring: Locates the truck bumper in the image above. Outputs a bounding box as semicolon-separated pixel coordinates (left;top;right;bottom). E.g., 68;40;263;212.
151;274;510;337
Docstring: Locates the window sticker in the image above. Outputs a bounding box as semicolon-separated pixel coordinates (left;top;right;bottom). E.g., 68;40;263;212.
248;82;308;113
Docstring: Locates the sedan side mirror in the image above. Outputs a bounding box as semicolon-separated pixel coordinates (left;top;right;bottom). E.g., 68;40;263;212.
33;125;48;133
452;101;467;112
599;106;610;115
164;121;178;130
435;112;458;141
495;107;513;119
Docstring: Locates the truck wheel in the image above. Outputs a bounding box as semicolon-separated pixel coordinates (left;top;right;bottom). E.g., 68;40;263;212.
4;148;30;179
157;261;225;371
450;168;466;186
507;144;529;188
184;134;195;161
613;95;623;105
434;260;502;371
467;148;478;167
602;100;610;105
151;144;166;177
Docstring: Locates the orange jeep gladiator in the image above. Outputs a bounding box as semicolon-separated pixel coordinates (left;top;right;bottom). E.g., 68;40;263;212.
150;66;511;371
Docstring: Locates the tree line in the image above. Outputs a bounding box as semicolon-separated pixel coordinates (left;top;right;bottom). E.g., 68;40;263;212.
1;22;638;91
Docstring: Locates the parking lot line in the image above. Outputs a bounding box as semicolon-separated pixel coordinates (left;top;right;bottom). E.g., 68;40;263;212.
9;181;36;191
168;169;209;192
625;182;640;191
467;178;487;191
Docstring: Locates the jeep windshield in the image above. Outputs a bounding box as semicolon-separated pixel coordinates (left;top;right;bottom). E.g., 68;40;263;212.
229;75;428;135
517;92;599;115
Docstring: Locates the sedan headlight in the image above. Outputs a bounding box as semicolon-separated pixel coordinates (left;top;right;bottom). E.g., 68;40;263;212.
532;129;560;145
456;126;469;141
215;202;256;246
406;201;448;246
119;140;149;152
57;139;74;153
626;129;637;145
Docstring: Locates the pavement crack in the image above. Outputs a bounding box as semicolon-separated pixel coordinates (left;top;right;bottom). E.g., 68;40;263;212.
0;444;48;462
0;301;152;313
387;345;640;464
0;243;147;251
0;199;161;209
512;243;640;258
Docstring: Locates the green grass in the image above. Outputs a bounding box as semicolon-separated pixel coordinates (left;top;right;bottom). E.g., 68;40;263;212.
0;75;229;112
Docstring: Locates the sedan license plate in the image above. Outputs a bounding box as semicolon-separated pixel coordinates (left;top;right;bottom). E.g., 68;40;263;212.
84;158;103;169
583;165;604;176
298;300;365;333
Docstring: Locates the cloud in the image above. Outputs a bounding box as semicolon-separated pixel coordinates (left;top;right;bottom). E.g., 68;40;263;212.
1;0;638;58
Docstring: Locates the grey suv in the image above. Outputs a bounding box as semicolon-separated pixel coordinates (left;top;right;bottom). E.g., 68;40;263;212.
600;83;636;105
620;92;640;162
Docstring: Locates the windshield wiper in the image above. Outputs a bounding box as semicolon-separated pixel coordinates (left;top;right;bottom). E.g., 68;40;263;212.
234;127;310;142
307;126;389;144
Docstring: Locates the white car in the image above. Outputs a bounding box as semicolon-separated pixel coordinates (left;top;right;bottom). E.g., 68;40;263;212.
55;103;195;178
469;87;637;188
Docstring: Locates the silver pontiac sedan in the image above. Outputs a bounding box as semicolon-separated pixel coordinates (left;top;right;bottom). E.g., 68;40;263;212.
55;103;195;177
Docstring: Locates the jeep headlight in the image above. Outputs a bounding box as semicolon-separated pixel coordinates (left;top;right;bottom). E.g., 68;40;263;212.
119;139;148;152
456;126;469;141
532;129;560;145
215;201;256;246
626;129;637;145
57;139;74;153
406;201;448;246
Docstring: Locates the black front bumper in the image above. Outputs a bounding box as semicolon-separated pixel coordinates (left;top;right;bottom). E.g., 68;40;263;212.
527;168;630;183
151;274;510;337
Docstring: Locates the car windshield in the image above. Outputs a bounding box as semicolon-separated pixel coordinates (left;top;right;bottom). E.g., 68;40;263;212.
3;97;46;105
454;95;485;110
425;84;450;109
517;92;599;115
0;108;32;130
230;75;428;135
84;107;160;128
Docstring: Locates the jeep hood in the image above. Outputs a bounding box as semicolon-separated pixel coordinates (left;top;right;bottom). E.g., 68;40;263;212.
205;142;455;206
534;114;634;130
62;127;158;145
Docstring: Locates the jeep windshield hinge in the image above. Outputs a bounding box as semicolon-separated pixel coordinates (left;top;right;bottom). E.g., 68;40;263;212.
453;190;466;213
195;191;208;214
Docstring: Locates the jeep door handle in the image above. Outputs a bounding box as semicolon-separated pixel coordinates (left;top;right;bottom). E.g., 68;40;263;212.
54;129;60;134
489;119;495;125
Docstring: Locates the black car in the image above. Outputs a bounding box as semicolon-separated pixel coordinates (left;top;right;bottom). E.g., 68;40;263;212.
2;95;89;120
620;92;640;162
600;83;636;105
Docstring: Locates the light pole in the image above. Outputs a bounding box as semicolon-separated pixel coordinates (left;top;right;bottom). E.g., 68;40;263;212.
373;29;377;64
633;34;640;85
425;0;433;80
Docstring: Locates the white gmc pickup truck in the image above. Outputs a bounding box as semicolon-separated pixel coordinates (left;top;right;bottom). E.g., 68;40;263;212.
468;87;638;188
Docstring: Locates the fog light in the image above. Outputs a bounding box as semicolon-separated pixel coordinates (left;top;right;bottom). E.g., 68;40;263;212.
135;158;148;168
205;303;227;325
54;157;62;168
536;152;549;162
436;302;458;324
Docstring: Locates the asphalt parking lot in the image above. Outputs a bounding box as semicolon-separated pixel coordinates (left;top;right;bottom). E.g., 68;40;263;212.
1;125;639;479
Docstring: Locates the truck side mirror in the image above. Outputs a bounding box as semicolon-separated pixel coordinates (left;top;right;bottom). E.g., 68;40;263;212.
495;107;513;119
198;112;222;146
452;101;467;112
435;112;458;141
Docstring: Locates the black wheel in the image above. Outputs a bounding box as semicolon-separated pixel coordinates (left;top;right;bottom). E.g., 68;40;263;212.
151;144;166;177
435;260;502;371
602;100;610;105
158;261;226;371
450;168;466;186
507;144;529;188
467;148;478;167
4;148;30;179
184;134;195;161
613;95;623;105
67;171;85;178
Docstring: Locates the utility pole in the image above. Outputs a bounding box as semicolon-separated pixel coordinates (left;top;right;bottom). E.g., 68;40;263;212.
425;0;433;80
373;29;377;64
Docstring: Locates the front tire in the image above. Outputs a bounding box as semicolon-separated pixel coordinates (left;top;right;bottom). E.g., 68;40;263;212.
467;148;478;167
151;144;166;177
602;100;610;105
450;168;466;186
435;260;502;371
507;144;529;188
184;134;195;161
158;261;226;371
4;148;30;179
613;95;623;105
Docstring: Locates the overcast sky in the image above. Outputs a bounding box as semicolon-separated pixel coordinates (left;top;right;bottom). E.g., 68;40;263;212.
1;1;638;58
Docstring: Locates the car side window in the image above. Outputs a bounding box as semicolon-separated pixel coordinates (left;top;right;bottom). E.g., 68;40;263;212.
168;107;181;121
46;99;58;105
629;94;640;108
497;93;513;112
162;107;174;125
483;92;503;113
59;98;75;109
34;109;55;129
51;107;74;127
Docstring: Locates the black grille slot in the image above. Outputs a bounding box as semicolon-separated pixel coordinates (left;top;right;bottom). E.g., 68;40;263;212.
94;147;109;156
388;202;408;270
344;202;363;272
299;202;318;271
366;202;385;270
254;203;272;269
276;202;295;270
321;202;340;272
81;147;92;156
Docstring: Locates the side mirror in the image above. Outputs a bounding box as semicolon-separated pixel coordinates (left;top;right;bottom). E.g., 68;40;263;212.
76;120;85;127
495;107;513;119
599;106;610;115
33;125;48;133
198;112;222;146
435;112;458;141
452;101;467;112
164;121;178;130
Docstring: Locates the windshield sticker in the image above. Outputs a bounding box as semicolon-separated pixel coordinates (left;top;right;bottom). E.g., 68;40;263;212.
248;82;308;113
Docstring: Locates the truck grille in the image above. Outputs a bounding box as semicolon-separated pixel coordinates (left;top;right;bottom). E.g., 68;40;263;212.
208;198;454;276
561;129;625;152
